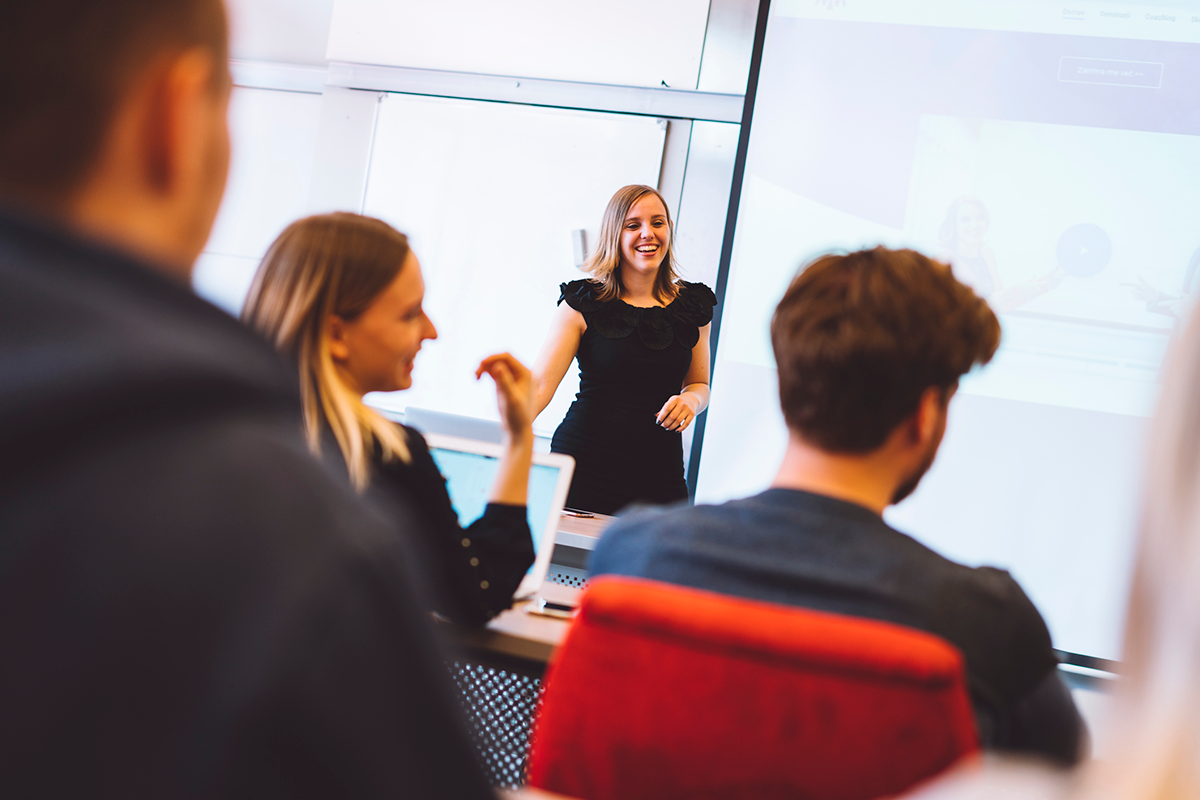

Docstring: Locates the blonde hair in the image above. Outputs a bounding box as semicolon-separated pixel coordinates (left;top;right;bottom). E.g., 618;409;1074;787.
242;212;411;491
583;184;681;304
1077;300;1200;800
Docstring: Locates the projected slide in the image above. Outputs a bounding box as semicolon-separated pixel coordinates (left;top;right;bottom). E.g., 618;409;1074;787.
698;3;1200;660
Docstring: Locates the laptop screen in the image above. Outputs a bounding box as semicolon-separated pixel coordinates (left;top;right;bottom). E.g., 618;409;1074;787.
427;448;565;571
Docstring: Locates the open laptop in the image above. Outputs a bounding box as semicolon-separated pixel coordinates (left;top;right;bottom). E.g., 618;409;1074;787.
423;433;575;600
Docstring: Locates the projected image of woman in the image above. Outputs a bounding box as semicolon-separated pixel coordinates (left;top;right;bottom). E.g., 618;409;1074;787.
940;196;1061;312
533;185;716;515
243;213;535;625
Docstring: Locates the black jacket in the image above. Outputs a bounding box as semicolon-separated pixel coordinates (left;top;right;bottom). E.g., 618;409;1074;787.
0;211;492;798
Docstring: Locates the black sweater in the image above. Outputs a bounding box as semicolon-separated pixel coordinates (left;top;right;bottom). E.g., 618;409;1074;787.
380;428;535;625
324;426;536;626
0;210;493;799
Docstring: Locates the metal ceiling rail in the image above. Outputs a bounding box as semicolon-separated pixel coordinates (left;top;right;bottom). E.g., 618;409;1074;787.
325;62;746;123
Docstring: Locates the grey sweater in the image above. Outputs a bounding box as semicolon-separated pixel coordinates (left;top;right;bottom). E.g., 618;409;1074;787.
589;487;1086;764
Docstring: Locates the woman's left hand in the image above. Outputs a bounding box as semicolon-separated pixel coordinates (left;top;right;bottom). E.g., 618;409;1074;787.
477;353;535;443
657;393;699;432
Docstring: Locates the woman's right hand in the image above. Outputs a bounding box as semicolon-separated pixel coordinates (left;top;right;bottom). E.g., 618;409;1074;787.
476;353;534;444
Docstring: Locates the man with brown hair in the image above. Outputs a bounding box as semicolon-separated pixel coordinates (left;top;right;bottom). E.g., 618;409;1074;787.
590;247;1086;764
0;2;493;796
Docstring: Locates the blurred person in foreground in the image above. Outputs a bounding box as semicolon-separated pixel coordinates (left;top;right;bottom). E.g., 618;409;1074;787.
0;1;494;796
906;291;1200;799
589;247;1087;765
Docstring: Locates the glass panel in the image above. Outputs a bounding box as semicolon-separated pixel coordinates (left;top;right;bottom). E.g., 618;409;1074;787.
361;94;666;437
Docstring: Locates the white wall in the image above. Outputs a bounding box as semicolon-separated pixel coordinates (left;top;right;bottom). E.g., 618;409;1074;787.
227;0;336;65
328;0;712;89
194;86;324;313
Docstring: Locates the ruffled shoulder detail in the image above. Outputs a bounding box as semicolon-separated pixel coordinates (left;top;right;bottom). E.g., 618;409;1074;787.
559;279;639;341
558;279;716;351
557;279;604;313
665;281;717;349
669;282;717;326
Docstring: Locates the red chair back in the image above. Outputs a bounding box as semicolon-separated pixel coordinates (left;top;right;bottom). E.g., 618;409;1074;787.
527;576;978;800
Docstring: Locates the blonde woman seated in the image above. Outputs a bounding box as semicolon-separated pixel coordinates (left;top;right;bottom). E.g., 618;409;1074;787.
907;300;1200;798
243;213;535;625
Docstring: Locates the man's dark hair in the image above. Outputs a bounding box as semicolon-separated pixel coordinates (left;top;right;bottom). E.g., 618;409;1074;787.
771;246;1000;453
0;0;228;207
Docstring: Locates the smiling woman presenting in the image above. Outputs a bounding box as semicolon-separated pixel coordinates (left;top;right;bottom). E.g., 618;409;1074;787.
533;185;716;515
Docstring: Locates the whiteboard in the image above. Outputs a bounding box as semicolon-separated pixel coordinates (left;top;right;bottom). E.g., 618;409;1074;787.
360;94;666;437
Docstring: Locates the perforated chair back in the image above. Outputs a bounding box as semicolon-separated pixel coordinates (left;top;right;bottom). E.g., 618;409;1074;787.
527;576;979;800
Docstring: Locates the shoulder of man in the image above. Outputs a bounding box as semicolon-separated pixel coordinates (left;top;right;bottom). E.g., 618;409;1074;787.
589;501;720;577
876;514;1055;675
930;561;1059;703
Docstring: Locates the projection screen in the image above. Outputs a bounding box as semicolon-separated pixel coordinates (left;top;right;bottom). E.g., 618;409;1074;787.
696;1;1200;662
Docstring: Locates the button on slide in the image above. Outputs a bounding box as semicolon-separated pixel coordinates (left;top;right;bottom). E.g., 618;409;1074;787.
1058;57;1163;88
1056;224;1112;277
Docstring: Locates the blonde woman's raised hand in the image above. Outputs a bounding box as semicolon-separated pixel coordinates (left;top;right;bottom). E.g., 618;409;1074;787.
476;353;534;507
476;353;535;443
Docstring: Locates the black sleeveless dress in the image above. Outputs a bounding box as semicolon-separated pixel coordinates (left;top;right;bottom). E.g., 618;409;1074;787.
550;279;717;515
